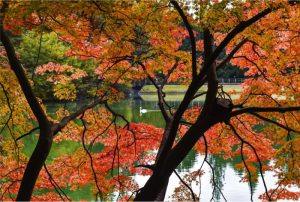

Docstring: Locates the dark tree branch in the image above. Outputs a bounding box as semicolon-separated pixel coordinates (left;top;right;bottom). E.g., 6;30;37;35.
228;122;271;201
0;82;12;135
247;39;266;58
232;55;271;82
91;0;106;12
240;141;254;202
53;98;105;134
202;135;227;202
161;60;179;87
203;28;218;107
230;106;300;117
1;29;48;128
216;38;248;70
135;164;155;170
170;0;197;79
192;91;207;100
16;127;40;141
104;102;130;128
80;113;103;201
32;32;43;80
233;93;281;108
89;120;114;151
249;112;300;134
198;135;208;200
174;170;196;201
1;8;54;200
43;164;71;201
137;62;170;121
195;7;274;87
209;8;273;67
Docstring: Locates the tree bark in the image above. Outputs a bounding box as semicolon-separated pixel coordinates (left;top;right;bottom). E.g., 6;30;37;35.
16;128;53;200
1;28;54;201
134;109;220;201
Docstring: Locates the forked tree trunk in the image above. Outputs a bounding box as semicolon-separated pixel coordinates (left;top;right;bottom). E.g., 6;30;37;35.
1;27;54;201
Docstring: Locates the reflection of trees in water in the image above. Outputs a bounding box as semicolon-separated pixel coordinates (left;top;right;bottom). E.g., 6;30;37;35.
207;154;260;201
228;155;259;192
47;99;261;200
110;99;205;128
207;155;226;201
177;149;197;172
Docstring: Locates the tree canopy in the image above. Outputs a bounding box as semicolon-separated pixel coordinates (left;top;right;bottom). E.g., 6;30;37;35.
0;0;299;201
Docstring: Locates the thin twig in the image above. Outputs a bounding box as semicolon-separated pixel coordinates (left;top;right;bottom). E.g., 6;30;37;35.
174;170;196;201
16;127;40;141
228;121;271;201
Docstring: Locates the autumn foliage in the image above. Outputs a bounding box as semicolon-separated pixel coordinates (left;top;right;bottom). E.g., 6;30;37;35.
0;0;300;201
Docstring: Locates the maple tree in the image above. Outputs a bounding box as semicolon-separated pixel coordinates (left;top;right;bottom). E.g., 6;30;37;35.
0;0;300;201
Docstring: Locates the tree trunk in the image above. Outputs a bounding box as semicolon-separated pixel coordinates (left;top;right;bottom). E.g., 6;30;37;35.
154;179;169;201
16;127;53;200
135;110;219;201
1;28;54;201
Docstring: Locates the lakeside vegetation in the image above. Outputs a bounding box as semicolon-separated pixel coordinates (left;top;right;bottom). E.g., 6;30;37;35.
140;84;241;101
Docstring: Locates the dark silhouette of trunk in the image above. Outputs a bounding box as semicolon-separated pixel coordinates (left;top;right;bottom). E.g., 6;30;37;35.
1;26;54;201
16;128;53;200
135;109;221;200
154;180;169;201
134;1;275;200
153;124;172;201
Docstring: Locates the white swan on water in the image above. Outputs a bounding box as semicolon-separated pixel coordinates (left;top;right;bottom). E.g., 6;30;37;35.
139;106;148;114
139;107;160;115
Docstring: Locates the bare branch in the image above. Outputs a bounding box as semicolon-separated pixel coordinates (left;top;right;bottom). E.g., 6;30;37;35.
137;62;170;121
1;28;49;127
43;164;71;201
0;82;12;135
230;106;300;117
201;135;227;202
240;141;254;202
104;102;129;128
232;55;271;82
170;0;197;79
209;8;273;67
195;7;274;86
32;32;43;80
228;121;271;201
53;98;105;134
161;60;179;87
174;170;196;201
79;113;103;201
192;91;207;100
135;164;155;170
249;112;300;134
89;120;114;151
16;127;40;141
233;93;281;108
216;38;248;70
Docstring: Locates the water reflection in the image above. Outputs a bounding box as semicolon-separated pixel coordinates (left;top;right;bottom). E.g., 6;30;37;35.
44;98;284;201
111;99;204;128
111;99;283;202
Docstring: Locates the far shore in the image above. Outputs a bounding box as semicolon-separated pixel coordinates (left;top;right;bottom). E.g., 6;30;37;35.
139;84;242;101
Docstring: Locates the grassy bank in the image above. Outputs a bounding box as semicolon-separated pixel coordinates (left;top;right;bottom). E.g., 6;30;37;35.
140;84;241;101
140;84;242;94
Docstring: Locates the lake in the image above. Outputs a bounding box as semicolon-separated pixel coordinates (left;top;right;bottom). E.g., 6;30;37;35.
15;97;297;201
112;99;293;202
